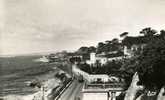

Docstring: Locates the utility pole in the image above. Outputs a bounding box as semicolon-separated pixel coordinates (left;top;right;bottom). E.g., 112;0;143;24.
41;86;45;100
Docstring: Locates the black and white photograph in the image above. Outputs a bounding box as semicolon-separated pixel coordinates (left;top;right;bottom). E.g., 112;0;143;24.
1;0;165;100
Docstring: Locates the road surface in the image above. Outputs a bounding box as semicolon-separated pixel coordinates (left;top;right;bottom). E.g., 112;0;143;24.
58;79;84;100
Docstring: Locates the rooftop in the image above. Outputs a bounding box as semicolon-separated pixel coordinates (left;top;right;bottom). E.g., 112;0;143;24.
96;51;124;58
82;82;125;92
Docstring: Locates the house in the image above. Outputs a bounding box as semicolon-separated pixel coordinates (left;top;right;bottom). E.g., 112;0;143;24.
81;82;124;100
124;44;146;57
86;53;107;66
67;52;83;64
122;36;147;57
67;52;83;59
86;51;124;66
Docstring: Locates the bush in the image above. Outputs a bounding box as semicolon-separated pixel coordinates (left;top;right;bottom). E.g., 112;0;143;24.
121;37;165;90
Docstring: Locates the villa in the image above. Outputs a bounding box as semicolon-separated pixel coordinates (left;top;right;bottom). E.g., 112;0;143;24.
122;36;147;57
86;52;124;66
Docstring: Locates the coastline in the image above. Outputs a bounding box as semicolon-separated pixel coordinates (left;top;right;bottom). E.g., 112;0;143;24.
1;69;71;100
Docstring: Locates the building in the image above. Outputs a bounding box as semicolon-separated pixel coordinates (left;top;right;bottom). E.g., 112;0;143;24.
81;82;125;100
67;53;83;59
68;52;83;64
72;64;125;100
86;52;124;66
123;44;146;57
122;36;147;57
72;64;110;83
72;64;124;84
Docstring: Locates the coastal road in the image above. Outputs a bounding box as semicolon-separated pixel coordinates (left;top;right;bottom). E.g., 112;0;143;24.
58;79;84;100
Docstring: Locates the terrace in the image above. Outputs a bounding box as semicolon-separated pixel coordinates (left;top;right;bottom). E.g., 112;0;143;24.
82;82;125;93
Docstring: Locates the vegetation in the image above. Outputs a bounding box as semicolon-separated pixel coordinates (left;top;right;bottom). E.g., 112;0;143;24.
120;28;165;90
78;60;122;75
120;32;129;38
137;38;165;89
76;38;122;58
69;57;81;63
77;27;165;91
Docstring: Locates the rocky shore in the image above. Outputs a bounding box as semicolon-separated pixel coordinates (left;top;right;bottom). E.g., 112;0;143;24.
1;70;71;100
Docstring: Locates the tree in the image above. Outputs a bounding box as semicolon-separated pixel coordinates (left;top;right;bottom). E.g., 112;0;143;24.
120;32;129;38
137;38;165;89
69;57;81;64
160;30;165;39
103;40;112;53
77;46;89;54
105;40;112;44
124;72;165;100
140;27;157;37
88;46;96;53
111;38;119;44
105;60;122;74
96;42;105;53
122;36;165;100
121;36;165;90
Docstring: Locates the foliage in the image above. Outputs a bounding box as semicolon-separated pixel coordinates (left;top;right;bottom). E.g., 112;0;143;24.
120;32;129;38
78;60;123;75
140;27;157;37
120;29;165;89
137;37;165;89
160;30;165;39
77;46;96;54
77;38;122;55
69;57;81;63
77;46;89;54
96;39;122;54
122;36;147;47
76;46;96;60
78;63;92;73
96;42;106;53
76;27;165;90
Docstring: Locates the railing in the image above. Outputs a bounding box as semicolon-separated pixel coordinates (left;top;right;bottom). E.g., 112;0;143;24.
72;65;110;83
82;82;125;93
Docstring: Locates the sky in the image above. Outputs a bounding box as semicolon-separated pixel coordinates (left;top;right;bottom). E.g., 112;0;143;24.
1;0;165;55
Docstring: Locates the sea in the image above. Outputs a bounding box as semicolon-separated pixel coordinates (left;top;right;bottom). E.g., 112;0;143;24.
0;55;58;97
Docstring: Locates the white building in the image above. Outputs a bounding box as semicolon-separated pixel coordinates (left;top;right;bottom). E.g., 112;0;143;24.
82;91;108;100
86;52;108;66
72;64;110;83
124;44;146;57
90;52;97;64
72;65;123;83
81;83;124;100
86;52;123;66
